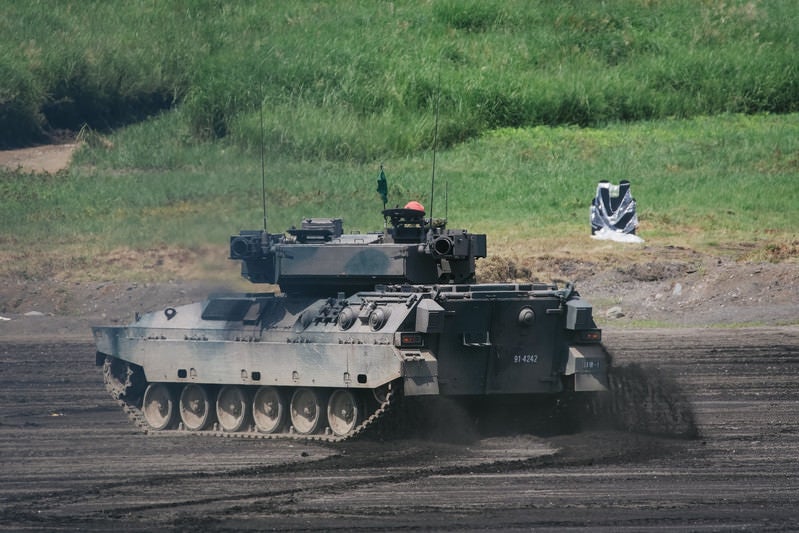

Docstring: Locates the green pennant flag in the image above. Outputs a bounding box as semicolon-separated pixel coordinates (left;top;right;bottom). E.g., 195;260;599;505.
376;164;388;209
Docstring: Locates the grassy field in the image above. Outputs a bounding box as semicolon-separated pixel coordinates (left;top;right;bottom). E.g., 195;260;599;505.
2;1;797;151
2;111;797;281
0;1;797;282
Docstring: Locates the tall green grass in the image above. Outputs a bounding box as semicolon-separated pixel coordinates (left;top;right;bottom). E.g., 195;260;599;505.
2;113;796;264
1;0;797;157
2;1;798;281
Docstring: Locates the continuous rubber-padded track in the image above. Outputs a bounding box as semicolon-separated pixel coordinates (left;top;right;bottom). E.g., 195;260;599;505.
103;356;396;442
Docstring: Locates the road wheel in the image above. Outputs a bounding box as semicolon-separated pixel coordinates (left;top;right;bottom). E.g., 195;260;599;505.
327;389;362;437
290;388;325;435
179;384;213;431
142;383;176;430
252;386;286;434
216;386;251;432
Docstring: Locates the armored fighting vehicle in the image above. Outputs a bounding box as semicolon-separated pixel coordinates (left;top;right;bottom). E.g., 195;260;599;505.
93;202;608;440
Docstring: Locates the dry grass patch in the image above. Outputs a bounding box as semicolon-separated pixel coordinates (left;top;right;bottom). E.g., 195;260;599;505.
0;244;244;284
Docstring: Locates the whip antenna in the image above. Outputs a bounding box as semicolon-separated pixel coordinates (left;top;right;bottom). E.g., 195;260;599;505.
260;100;267;233
429;71;441;223
445;180;448;221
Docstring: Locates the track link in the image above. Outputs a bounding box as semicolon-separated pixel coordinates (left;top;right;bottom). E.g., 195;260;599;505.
104;357;396;442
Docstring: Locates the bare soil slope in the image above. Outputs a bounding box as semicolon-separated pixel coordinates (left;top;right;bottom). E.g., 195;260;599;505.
2;253;796;342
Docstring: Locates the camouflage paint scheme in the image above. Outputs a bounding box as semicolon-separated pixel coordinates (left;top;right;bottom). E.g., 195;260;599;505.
93;209;607;436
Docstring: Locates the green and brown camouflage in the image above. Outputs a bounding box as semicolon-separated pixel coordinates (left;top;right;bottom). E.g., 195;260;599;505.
93;204;608;439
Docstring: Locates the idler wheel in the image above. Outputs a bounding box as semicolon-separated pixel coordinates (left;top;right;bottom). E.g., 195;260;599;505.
290;388;325;435
327;389;362;437
103;356;144;402
179;384;213;431
142;383;176;430
216;386;251;432
253;386;286;434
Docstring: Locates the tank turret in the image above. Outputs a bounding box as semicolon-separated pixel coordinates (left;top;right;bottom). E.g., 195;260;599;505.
229;207;486;296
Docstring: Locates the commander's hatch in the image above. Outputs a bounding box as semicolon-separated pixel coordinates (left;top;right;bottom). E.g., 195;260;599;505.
287;218;344;243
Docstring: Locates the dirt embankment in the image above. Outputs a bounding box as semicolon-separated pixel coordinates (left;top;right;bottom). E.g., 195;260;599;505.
1;253;796;342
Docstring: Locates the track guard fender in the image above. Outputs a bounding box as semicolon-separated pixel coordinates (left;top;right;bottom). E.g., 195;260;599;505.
565;344;609;392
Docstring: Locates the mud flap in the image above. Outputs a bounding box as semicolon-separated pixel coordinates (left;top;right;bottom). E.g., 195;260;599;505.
402;352;439;396
565;345;609;391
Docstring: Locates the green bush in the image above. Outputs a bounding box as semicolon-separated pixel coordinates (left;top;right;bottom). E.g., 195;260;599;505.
1;0;797;156
0;60;45;147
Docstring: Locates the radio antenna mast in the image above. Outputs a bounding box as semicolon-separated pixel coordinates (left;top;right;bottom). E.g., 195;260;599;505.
429;70;441;224
260;99;268;233
445;180;448;221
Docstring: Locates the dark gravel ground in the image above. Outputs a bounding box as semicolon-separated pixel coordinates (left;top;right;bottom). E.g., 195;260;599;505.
2;326;798;531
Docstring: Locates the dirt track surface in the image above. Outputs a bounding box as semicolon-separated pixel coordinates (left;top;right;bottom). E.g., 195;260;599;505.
2;143;798;530
0;143;78;174
2;327;798;531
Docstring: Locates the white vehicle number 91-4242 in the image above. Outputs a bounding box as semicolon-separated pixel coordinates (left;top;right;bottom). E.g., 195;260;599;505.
513;354;539;364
